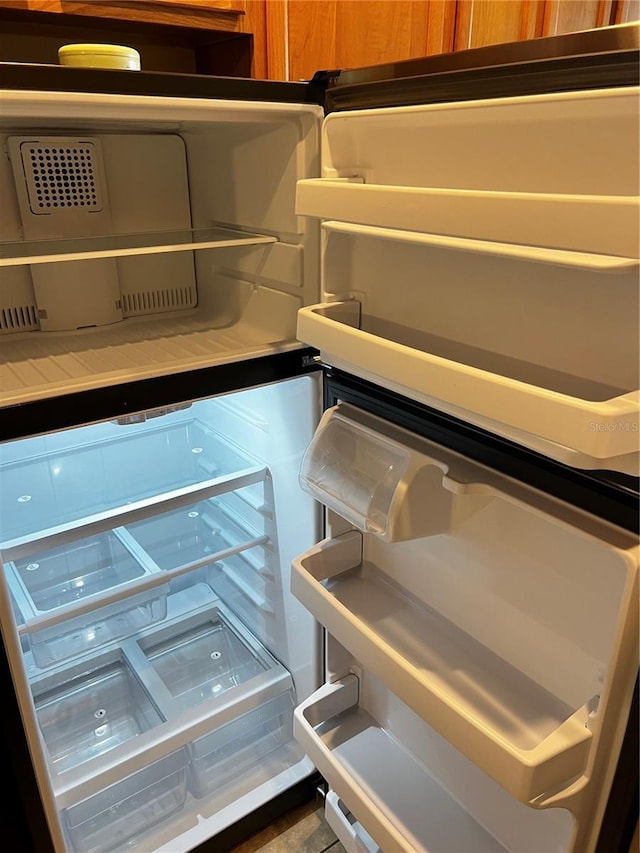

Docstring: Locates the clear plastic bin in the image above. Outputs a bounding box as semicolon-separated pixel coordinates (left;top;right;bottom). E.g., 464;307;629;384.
138;609;272;713
6;531;168;668
9;532;148;612
299;409;410;537
33;650;164;774
63;749;188;853
0;418;255;544
188;691;295;798
125;499;257;572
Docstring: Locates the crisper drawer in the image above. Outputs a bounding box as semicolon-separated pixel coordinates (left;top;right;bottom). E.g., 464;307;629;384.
63;749;189;853
31;594;297;849
292;405;639;831
5;530;168;669
297;87;640;474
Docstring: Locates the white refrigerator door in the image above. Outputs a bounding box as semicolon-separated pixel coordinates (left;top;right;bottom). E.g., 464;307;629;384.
292;403;639;853
296;86;640;475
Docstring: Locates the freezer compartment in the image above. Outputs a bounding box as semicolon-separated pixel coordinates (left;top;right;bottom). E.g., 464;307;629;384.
63;749;188;853
0;95;321;407
188;691;295;798
33;649;165;775
295;672;576;853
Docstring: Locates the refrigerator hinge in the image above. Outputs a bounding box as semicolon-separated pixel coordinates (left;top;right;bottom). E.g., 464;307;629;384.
302;353;323;368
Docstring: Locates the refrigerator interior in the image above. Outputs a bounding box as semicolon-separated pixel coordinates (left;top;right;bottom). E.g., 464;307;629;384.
0;90;321;407
293;404;639;853
0;374;321;853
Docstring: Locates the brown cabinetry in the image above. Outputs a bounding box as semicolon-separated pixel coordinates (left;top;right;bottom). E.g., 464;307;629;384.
283;0;639;82
0;0;638;81
0;0;270;78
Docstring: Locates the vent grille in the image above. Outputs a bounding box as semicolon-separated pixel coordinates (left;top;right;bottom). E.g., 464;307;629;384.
20;141;102;214
121;286;197;317
0;305;40;334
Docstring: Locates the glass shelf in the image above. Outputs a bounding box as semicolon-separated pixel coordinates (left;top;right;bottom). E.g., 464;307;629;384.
0;226;277;267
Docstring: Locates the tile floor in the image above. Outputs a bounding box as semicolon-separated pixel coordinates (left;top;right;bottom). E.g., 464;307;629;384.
231;799;346;853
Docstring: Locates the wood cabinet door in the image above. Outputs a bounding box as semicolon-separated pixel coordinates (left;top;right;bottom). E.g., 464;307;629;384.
541;0;615;34
454;0;543;49
286;0;456;82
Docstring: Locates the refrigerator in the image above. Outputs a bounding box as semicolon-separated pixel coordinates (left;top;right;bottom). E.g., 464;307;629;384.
0;21;638;853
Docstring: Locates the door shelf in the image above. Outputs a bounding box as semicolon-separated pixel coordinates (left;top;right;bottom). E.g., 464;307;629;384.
296;179;640;257
0;226;278;267
297;301;640;473
294;676;508;853
292;533;594;805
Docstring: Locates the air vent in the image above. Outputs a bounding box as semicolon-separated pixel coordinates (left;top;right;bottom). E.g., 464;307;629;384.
121;286;197;316
19;140;103;214
0;305;40;334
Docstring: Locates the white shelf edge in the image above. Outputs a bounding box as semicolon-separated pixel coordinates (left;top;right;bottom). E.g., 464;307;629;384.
297;301;640;463
296;180;640;257
321;221;639;272
292;533;594;805
0;227;277;268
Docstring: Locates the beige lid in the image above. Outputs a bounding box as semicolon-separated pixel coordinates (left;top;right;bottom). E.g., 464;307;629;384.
58;44;141;70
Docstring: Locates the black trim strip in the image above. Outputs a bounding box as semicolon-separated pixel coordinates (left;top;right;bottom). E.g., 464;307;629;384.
0;62;326;106
324;369;639;534
0;633;53;853
0;349;321;442
326;51;639;112
333;23;640;87
596;674;639;853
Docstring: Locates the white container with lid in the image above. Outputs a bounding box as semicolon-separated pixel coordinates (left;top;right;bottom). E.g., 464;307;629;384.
58;44;141;70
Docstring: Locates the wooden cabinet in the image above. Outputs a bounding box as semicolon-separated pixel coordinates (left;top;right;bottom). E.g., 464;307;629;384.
0;0;638;82
0;0;270;78
286;0;456;81
454;1;541;50
453;0;618;50
279;0;639;82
